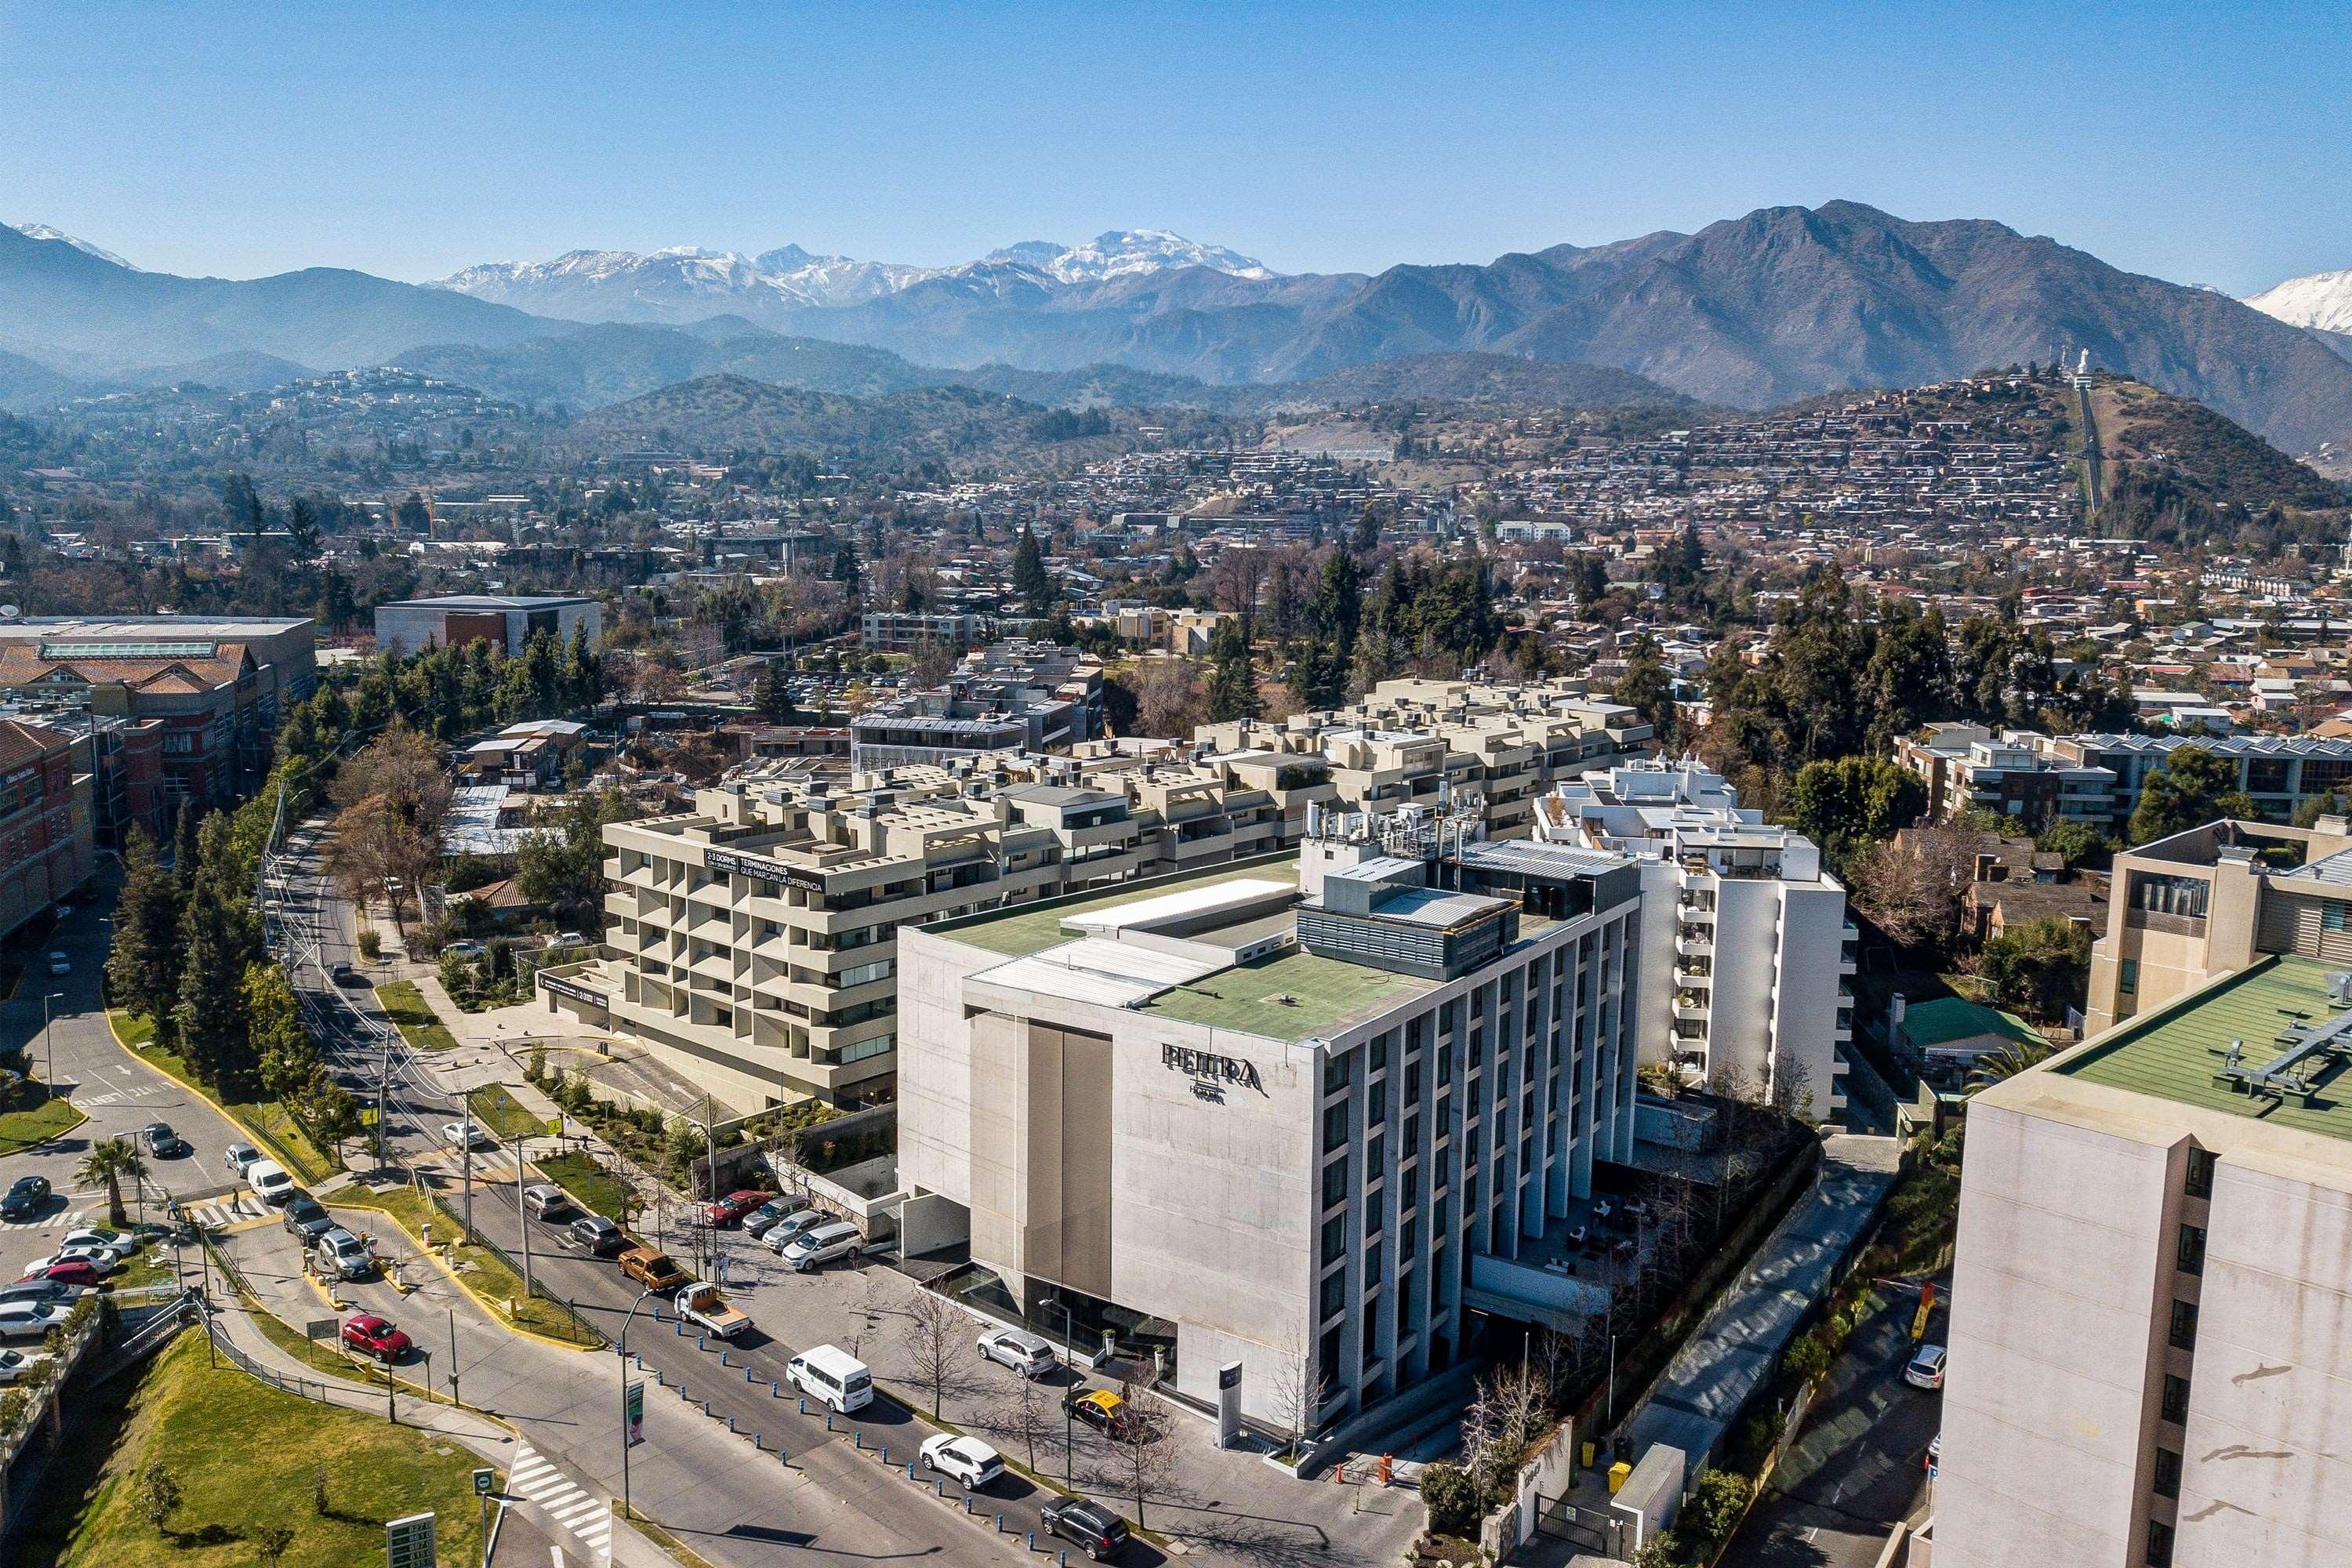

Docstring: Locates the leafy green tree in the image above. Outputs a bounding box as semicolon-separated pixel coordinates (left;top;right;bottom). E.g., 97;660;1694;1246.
2129;746;2241;844
518;789;641;931
2034;818;2111;869
1612;635;1679;742
1203;617;1258;723
1967;1040;2056;1090
564;620;604;710
1978;916;2092;1022
1860;602;1954;752
246;963;319;1106
104;826;183;1041
173;814;260;1088
1789;757;1928;855
753;660;793;723
78;1137;149;1228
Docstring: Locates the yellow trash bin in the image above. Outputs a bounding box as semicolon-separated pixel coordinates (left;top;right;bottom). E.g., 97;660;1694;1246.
1581;1440;1598;1469
1608;1460;1632;1495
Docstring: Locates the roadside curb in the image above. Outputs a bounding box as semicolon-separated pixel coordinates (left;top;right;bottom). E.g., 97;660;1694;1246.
325;1195;604;1355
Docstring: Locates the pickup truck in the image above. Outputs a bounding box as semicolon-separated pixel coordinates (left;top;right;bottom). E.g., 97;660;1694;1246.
673;1280;751;1340
618;1247;690;1294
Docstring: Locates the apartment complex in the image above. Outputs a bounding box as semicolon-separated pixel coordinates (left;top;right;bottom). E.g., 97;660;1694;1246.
897;824;1643;1429
0;718;94;939
848;641;1104;771
1538;760;1854;1116
373;594;602;659
2081;818;2352;1034
0;615;316;815
1897;725;2352;836
1196;676;1655;842
858;611;991;652
1944;953;2352;1568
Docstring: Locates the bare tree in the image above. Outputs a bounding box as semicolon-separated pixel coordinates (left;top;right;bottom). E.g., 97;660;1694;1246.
1209;546;1270;641
1270;1342;1332;1461
1136;657;1203;740
1111;1403;1181;1530
325;727;452;938
897;1287;969;1419
1847;824;1976;952
994;1367;1054;1475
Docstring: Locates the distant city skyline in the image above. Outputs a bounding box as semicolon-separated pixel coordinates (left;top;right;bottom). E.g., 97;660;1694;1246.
3;0;2347;296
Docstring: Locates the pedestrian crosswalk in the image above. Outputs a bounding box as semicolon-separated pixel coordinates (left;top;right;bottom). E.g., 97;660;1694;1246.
507;1444;612;1559
183;1193;267;1229
0;1207;85;1232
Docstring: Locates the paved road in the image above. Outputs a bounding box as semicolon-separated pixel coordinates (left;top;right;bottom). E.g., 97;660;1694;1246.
0;889;248;1284
1720;1281;1944;1568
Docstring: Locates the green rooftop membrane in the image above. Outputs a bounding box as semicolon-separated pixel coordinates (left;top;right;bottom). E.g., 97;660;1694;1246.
1134;946;1433;1040
2058;956;2352;1140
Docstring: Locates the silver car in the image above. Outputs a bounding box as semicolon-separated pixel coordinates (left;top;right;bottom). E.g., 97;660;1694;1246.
977;1327;1058;1377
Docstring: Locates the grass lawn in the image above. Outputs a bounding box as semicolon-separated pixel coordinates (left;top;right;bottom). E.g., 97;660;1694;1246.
373;981;459;1051
105;1013;339;1184
328;1183;603;1348
0;1083;86;1156
465;1083;543;1142
536;1149;637;1223
16;1331;489;1568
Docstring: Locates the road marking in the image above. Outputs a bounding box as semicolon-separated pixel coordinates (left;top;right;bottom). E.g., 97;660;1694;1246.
508;1446;611;1554
80;1091;122;1108
0;1209;86;1232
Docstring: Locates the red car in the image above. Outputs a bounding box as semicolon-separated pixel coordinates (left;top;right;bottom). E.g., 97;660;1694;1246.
704;1189;771;1227
20;1259;101;1289
341;1313;413;1362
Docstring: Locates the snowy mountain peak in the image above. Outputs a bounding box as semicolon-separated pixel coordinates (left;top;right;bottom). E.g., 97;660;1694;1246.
2246;268;2352;336
9;222;136;270
981;229;1276;284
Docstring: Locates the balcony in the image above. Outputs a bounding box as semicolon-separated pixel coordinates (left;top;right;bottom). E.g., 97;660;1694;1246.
1673;995;1710;1023
1675;927;1715;960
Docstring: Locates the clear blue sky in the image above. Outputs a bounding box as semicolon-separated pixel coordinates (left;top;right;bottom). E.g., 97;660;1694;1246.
4;0;2346;294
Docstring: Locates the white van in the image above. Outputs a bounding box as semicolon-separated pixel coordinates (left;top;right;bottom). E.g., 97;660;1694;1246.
786;1344;873;1414
245;1159;296;1206
780;1219;862;1274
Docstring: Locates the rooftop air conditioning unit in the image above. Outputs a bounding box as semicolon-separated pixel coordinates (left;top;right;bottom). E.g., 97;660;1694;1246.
2329;971;2352;1007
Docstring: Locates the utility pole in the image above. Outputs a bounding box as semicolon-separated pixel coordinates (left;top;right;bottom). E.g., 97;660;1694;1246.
375;1032;392;1169
702;1094;718;1279
462;1102;475;1235
516;1134;533;1300
448;1306;460;1410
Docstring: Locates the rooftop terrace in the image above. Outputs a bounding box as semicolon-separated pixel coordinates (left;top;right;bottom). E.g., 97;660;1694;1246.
2056;956;2352;1142
935;857;1300;959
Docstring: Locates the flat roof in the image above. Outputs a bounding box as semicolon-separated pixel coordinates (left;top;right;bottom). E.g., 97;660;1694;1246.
936;858;1301;959
1134;944;1434;1040
2055;956;2352;1142
381;594;594;611
1902;997;2040;1051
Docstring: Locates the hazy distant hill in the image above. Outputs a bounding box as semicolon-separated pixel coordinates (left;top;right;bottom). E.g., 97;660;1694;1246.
389;323;938;408
559;373;1101;467
0;347;82;412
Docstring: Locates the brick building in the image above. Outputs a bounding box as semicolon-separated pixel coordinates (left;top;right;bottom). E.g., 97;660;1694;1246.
0;719;94;939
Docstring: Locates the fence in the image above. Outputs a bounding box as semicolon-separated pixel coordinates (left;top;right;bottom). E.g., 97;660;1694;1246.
406;1171;604;1347
207;1319;343;1406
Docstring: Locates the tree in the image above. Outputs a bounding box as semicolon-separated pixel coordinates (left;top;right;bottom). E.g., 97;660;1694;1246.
325;727;454;937
1846;826;1973;954
139;1463;183;1534
1110;1402;1179;1530
1203;618;1258;723
1968;1040;2055;1090
995;1364;1054;1475
2034;818;2111;869
1788;757;1928;861
1612;635;1678;742
104;826;182;1041
1418;1461;1481;1537
518;789;640;930
1270;1341;1332;1461
897;1287;968;1420
247;962;320;1106
78;1138;149;1227
2129;746;2241;844
1135;658;1202;739
1977;916;2092;1022
1011;525;1054;613
175;812;260;1087
254;1523;297;1567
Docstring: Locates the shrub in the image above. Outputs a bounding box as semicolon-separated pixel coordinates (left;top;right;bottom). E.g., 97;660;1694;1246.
356;928;382;960
1783;1331;1831;1387
1679;1468;1754;1552
1419;1461;1483;1537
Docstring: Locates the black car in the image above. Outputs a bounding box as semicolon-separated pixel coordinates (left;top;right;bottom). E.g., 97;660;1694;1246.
568;1214;628;1258
1040;1499;1131;1562
281;1193;334;1243
331;962;363;987
1;1176;50;1221
142;1122;189;1158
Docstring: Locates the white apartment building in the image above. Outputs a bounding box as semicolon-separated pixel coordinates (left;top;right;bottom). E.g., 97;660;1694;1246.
1539;760;1854;1117
1944;953;2352;1568
896;826;1645;1429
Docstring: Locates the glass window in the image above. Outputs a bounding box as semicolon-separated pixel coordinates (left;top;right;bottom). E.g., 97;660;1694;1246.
1323;1102;1350;1152
2169;1299;2198;1351
2184;1148;2215;1199
1370;1033;1391;1073
1369;1080;1388;1127
2145;1519;2174;1567
2176;1225;2205;1276
2152;1446;2181;1500
2161;1373;2191;1425
1323;1157;1348;1209
2328;902;2350;935
1319;1270;1345;1320
1322;1214;1347;1265
2120;959;2140;994
1324;1052;1353;1094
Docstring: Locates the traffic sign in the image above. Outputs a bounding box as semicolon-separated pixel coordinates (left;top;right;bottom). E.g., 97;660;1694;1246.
305;1317;339;1341
473;1467;495;1497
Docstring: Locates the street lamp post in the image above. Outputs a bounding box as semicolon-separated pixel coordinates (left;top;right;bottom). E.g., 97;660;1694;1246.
618;1287;657;1517
1049;1294;1078;1484
41;990;64;1090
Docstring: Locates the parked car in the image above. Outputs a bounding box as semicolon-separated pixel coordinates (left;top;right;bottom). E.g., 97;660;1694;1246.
63;1226;137;1258
552;931;587;947
24;1249;114;1278
703;1189;771;1228
330;962;363;987
521;1185;570;1221
441;1120;495;1152
282;1193;334;1243
618;1247;689;1293
245;1160;296;1206
784;1345;872;1414
1925;1433;1940;1473
0;1347;51;1384
223;1143;262;1177
314;1229;375;1282
20;1259;103;1289
569;1214;628;1258
44;951;68;977
0;1279;89;1308
0;1302;67;1341
742;1198;811;1240
1063;1388;1134;1439
442;940;486;961
779;1219;862;1273
978;1327;1058;1377
2;1175;52;1221
763;1209;832;1254
1040;1498;1133;1562
341;1313;413;1362
141;1121;188;1158
919;1434;1005;1490
1905;1345;1948;1392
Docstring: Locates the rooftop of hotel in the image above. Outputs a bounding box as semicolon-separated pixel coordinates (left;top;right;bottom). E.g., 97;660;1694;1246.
2054;956;2352;1142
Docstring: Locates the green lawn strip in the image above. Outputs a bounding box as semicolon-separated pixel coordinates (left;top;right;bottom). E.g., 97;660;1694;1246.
104;1011;339;1183
0;1084;86;1156
465;1082;543;1142
327;1184;604;1349
23;1331;489;1568
372;981;459;1051
535;1149;636;1222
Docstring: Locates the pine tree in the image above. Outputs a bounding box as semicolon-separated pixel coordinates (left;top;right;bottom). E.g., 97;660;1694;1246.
754;660;793;723
173;814;260;1089
1012;525;1054;614
1203;618;1259;723
564;620;603;710
104;826;183;1042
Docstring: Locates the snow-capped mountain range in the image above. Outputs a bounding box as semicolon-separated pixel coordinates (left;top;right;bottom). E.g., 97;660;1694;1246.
2245;268;2352;338
429;229;1278;324
9;222;137;270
